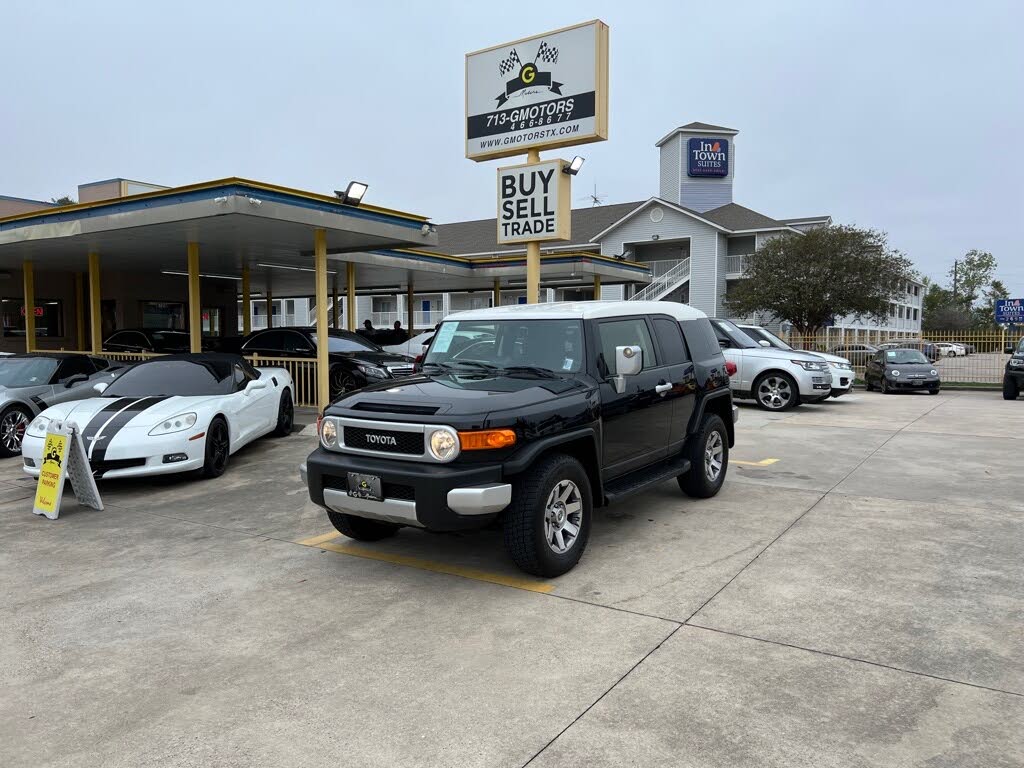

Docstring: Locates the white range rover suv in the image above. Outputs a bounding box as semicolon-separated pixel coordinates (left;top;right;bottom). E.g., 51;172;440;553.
738;324;853;398
711;319;832;411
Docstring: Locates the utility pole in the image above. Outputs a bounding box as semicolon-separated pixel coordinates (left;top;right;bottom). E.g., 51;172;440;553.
952;259;958;302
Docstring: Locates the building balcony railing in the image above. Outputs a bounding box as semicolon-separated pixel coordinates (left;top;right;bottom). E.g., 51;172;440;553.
726;254;751;275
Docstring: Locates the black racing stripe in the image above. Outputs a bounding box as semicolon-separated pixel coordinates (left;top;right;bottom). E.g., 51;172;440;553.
91;396;169;463
81;398;136;447
30;395;50;411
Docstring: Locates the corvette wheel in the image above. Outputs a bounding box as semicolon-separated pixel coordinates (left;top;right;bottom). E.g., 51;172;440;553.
273;389;294;436
201;417;230;478
0;405;31;458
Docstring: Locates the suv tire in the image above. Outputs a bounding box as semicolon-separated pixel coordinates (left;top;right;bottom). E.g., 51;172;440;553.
504;453;592;577
327;510;400;541
1004;377;1020;401
753;372;799;411
678;413;729;498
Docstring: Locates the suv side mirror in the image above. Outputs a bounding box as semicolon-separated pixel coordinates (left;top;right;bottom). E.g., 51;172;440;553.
612;345;642;394
758;340;771;347
63;373;89;388
718;338;731;349
1006;346;1015;355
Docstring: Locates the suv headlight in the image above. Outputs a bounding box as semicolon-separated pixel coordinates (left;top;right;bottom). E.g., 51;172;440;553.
319;417;338;449
832;361;852;370
27;415;50;437
148;413;198;436
427;428;459;461
791;360;826;372
357;364;389;379
1010;358;1024;368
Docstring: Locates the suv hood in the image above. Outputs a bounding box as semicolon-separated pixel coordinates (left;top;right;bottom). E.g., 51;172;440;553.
807;351;850;365
741;346;824;363
331;373;586;418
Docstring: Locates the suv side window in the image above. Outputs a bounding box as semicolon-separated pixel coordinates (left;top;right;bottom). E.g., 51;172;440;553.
679;319;720;361
597;318;657;375
653;317;689;364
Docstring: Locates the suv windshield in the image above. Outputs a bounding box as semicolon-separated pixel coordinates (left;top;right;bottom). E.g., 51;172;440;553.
0;357;59;388
710;319;759;349
423;319;584;374
885;349;929;364
744;326;794;351
1017;338;1024;354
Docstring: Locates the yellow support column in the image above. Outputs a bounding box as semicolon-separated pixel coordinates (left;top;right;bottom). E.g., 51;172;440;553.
593;274;601;300
314;229;330;412
88;253;102;353
187;242;202;353
346;262;356;331
526;148;541;304
406;281;415;334
74;272;85;351
493;279;501;308
332;274;340;329
22;261;35;353
241;265;252;336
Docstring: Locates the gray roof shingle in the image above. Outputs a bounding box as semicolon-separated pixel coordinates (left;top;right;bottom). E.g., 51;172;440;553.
676;121;738;132
701;203;784;231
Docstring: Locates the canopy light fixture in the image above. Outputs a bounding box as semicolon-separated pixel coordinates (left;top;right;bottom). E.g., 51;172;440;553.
257;262;336;275
335;181;369;206
162;270;243;281
563;156;585;176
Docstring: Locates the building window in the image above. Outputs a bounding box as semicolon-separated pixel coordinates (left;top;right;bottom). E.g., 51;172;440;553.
898;306;904;319
913;285;920;297
202;307;222;335
913;308;919;321
1;298;64;338
141;301;185;329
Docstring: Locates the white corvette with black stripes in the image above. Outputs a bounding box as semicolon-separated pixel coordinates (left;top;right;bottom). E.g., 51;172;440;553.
22;354;294;480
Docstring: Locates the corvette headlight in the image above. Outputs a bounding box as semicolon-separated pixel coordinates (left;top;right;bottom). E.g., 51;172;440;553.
319;418;338;449
791;360;826;371
27;415;50;437
148;413;198;436
427;428;458;461
357;364;389;379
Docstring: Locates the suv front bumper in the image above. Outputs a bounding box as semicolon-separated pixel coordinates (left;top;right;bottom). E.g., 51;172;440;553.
304;449;511;531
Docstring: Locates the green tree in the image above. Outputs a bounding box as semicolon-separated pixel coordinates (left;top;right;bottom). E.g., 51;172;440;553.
50;195;76;206
974;278;1010;327
950;249;996;306
725;225;913;336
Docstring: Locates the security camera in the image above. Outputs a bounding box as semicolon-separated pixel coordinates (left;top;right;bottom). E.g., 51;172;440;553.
421;224;432;236
247;197;262;206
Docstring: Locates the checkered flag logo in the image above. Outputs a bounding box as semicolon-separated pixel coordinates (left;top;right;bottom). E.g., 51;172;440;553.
536;40;559;64
498;48;521;76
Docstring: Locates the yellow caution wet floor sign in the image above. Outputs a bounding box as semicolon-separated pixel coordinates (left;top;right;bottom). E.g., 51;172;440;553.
32;420;103;520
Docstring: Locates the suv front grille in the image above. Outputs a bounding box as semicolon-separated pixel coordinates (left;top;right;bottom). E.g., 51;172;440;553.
343;426;424;455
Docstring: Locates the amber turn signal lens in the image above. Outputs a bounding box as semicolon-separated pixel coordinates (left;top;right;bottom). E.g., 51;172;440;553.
458;429;517;450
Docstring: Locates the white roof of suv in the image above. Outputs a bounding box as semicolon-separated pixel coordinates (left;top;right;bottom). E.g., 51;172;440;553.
448;301;707;323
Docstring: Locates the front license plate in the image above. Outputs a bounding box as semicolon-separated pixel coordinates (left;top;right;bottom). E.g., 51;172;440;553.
348;472;382;501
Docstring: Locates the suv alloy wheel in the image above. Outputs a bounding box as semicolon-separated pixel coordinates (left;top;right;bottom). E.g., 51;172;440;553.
754;372;798;411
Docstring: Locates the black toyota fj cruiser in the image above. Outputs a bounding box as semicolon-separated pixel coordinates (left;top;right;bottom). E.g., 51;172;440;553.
303;302;737;576
1004;337;1024;400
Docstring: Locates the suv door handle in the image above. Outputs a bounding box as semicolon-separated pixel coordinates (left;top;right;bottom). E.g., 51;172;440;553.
655;382;673;395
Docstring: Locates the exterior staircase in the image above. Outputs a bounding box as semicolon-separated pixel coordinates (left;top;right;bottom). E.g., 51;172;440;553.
630;257;691;302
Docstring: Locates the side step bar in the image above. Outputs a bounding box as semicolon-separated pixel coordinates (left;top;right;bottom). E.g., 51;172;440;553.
603;455;692;505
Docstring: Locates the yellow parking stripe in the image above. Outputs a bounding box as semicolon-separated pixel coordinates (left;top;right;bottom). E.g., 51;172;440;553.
297;533;555;594
732;458;780;467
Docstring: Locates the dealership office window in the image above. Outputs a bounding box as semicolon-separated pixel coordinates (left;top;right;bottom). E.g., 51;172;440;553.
1;298;64;337
142;301;185;329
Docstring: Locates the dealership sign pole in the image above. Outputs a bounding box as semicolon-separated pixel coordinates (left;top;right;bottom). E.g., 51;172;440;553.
466;20;609;303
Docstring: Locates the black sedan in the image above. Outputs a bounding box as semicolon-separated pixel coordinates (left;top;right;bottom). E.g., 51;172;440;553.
233;327;416;397
103;328;217;353
864;348;941;394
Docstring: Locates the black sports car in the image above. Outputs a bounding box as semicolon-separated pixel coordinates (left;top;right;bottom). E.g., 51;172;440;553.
864;348;941;394
234;327;416;397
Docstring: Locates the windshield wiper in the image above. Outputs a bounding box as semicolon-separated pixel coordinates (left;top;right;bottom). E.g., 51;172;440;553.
451;360;501;372
500;365;561;379
420;361;453;372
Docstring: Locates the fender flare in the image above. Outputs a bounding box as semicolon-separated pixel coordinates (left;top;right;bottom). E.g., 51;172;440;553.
689;389;735;447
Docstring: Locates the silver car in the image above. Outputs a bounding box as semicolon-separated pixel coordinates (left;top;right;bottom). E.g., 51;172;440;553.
0;353;125;457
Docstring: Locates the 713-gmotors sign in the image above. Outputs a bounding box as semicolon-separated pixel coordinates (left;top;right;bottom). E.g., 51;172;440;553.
466;20;609;161
497;160;570;244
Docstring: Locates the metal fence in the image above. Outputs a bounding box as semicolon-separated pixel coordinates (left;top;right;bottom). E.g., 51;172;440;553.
783;329;1016;386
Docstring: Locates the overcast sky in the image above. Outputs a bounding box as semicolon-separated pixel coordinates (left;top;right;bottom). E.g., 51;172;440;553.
4;1;1022;293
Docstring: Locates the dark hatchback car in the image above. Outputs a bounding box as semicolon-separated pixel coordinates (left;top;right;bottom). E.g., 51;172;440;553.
864;348;941;394
103;328;215;353
234;327;416;397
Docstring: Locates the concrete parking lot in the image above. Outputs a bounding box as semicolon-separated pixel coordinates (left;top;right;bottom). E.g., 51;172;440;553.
1;391;1022;767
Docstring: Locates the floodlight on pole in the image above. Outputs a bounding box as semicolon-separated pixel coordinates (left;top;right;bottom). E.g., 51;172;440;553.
563;156;584;176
